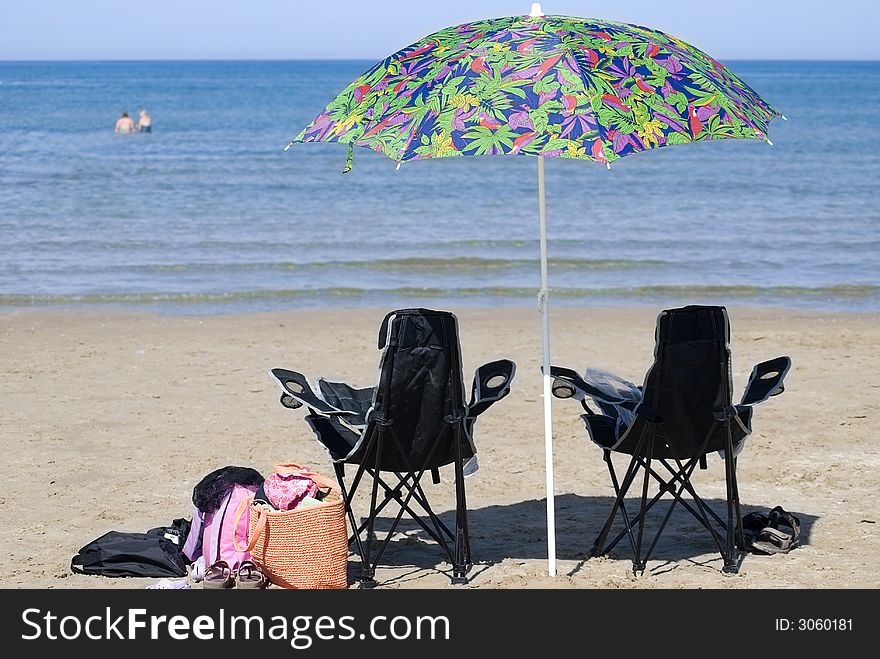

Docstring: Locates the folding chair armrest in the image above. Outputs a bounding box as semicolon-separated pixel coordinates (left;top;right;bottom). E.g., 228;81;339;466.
740;356;792;406
467;359;516;418
269;368;343;414
547;365;591;401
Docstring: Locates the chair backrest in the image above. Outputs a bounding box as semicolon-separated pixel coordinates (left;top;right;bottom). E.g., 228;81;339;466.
614;305;733;458
364;308;470;471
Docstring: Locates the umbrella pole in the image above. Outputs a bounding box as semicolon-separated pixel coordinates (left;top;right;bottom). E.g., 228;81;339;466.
537;155;557;577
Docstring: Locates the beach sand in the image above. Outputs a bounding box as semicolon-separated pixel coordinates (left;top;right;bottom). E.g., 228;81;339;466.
1;306;877;589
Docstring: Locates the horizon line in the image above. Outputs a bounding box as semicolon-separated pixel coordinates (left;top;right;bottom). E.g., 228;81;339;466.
2;56;879;63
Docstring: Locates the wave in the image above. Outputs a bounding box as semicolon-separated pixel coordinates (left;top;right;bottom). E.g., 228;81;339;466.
1;284;876;307
10;237;880;254
151;257;665;272
1;257;669;275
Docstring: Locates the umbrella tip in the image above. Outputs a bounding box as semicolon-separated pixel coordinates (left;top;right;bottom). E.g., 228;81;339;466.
766;138;774;146
781;114;788;121
529;2;544;17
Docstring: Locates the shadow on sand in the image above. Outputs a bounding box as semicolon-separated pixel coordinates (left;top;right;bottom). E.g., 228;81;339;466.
344;493;817;585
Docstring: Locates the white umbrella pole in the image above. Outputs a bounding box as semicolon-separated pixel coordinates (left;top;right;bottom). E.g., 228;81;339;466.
537;155;557;577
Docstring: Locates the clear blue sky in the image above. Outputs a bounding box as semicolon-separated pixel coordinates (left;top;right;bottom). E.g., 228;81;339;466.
2;0;878;61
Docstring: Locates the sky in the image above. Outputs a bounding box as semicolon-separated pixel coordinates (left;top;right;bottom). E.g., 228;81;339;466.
1;0;878;61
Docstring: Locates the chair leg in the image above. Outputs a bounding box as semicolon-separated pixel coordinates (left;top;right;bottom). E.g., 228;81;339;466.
633;435;654;575
358;427;385;588
722;422;745;574
333;462;366;567
451;424;471;584
592;430;648;557
732;456;746;551
591;453;634;556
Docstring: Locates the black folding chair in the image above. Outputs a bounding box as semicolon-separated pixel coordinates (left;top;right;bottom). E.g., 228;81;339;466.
271;308;515;586
550;305;790;574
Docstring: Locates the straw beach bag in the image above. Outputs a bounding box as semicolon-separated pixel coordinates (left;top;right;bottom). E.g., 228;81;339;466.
233;464;348;589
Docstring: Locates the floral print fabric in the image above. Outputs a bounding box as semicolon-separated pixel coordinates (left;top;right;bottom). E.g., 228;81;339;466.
291;14;779;165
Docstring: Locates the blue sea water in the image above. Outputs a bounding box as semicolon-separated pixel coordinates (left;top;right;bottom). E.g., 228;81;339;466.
0;60;878;313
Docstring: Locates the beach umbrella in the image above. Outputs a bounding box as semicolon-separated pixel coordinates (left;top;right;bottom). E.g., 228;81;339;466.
285;3;781;576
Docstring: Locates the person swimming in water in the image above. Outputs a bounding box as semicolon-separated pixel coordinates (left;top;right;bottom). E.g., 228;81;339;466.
115;111;135;134
137;109;152;133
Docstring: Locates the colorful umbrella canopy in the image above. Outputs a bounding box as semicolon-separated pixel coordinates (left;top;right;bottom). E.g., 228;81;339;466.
288;10;780;167
286;4;780;578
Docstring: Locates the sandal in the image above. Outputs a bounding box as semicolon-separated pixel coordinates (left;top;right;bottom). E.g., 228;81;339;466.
752;526;795;554
743;506;801;554
203;560;234;589
236;560;267;589
752;507;800;554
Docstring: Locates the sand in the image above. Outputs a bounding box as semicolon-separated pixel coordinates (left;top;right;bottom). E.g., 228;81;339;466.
1;305;877;589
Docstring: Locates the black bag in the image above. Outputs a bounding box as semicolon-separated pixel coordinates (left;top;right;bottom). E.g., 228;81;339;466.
71;519;191;578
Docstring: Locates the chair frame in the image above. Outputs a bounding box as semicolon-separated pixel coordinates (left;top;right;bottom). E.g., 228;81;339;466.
551;305;789;575
589;407;745;574
333;412;472;586
272;309;514;587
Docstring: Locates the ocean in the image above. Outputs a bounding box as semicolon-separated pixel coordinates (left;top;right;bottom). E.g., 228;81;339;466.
0;60;878;314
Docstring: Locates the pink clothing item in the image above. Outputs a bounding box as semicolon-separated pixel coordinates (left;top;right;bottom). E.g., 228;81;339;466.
263;465;319;511
182;483;257;571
